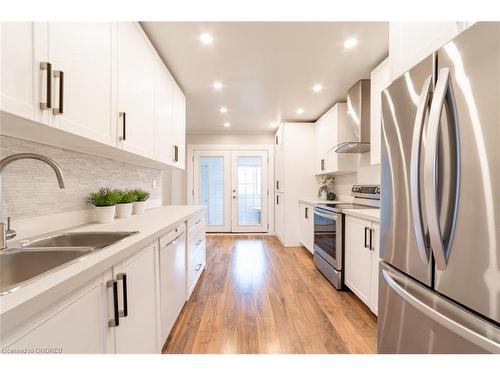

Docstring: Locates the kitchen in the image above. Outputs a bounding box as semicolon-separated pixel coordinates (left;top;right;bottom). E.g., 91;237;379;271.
1;1;499;371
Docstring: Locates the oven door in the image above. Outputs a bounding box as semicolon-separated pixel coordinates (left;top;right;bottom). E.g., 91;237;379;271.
313;207;342;270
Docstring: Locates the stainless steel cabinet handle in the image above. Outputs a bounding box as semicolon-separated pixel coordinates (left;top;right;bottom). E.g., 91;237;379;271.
369;228;374;251
119;112;126;141
321;159;325;171
383;268;500;353
276;180;280;190
410;75;432;264
364;227;369;249
173;145;179;162
276;195;279;205
424;68;461;270
52;70;64;115
195;263;202;271
117;273;128;318
107;279;119;327
305;207;308;219
39;62;52;110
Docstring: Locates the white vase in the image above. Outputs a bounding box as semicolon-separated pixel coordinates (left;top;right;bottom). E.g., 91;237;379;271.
116;203;133;218
94;206;116;224
132;201;146;215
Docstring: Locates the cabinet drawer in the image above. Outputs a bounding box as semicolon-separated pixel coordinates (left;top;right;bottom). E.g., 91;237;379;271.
159;223;185;249
187;212;205;233
187;245;205;298
187;229;205;262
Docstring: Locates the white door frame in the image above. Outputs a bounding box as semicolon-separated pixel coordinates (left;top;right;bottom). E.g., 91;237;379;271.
187;144;274;234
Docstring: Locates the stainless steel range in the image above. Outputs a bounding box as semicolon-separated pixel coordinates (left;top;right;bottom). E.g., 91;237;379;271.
313;185;380;289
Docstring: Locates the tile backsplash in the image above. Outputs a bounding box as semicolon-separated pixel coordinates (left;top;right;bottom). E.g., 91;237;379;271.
1;135;162;220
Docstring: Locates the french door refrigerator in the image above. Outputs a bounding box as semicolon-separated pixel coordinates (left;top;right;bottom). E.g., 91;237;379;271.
379;22;500;353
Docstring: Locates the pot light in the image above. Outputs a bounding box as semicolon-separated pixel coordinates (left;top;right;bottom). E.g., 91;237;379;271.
312;84;323;92
296;108;304;115
223;122;230;128
219;107;228;113
200;33;214;45
270;121;278;128
344;37;358;49
213;81;223;90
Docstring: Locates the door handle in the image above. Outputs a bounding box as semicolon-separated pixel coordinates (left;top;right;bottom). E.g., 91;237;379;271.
424;68;461;270
382;268;500;353
39;62;52;110
364;227;369;249
107;279;119;327
119;112;126;141
52;70;64;115
117;273;128;318
410;75;432;264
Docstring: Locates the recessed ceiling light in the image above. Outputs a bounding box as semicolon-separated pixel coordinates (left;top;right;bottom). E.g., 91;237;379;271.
200;33;214;45
223;122;230;128
344;37;358;49
219;107;228;113
296;108;304;115
213;81;223;90
312;84;323;92
270;122;278;128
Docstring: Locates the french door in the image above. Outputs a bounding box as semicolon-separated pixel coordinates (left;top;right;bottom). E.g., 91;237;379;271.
193;150;268;233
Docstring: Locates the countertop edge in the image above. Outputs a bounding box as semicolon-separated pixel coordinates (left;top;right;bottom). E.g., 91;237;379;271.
341;208;380;223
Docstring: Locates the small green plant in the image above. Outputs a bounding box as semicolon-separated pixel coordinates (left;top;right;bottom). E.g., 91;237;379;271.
131;188;150;202
115;189;136;204
87;187;121;207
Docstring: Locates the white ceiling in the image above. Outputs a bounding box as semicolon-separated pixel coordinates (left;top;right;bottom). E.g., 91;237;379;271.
141;22;389;134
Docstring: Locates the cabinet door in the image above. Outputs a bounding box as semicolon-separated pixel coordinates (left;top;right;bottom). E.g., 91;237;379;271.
47;23;116;146
1;22;48;123
275;147;285;192
3;271;114;354
369;223;380;315
159;232;186;343
344;215;373;305
114;242;159;353
370;58;390;165
299;203;313;253
154;59;174;165
171;81;186;169
275;125;284;149
117;22;155;158
275;193;285;244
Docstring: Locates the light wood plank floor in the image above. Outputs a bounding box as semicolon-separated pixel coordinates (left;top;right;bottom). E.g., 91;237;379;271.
163;235;377;354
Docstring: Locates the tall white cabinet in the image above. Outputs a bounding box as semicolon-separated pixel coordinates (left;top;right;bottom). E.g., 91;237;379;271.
0;22;186;170
274;123;316;247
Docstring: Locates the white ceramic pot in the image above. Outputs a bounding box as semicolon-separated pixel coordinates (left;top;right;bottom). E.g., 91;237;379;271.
116;203;133;218
94;206;116;224
132;201;146;215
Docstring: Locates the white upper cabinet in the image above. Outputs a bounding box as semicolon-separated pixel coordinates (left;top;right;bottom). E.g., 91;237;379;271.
314;103;357;175
389;22;473;80
47;23;116;146
1;23;48;124
171;81;186;169
154;59;174;164
117;22;156;159
369;58;391;165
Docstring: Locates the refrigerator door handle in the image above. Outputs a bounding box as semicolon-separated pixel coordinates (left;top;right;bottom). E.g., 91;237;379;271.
424;67;461;270
382;268;500;353
410;75;432;264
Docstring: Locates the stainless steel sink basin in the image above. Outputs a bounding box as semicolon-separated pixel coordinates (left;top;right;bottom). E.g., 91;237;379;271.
0;247;93;295
20;231;138;250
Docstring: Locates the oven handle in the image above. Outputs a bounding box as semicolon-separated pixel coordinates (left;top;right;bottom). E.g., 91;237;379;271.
314;209;340;220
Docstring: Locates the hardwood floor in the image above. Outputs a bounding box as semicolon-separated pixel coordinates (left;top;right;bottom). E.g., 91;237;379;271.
163;235;377;354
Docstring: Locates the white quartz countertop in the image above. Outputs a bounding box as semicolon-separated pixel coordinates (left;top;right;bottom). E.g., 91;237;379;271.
298;199;346;205
0;205;204;330
342;208;380;222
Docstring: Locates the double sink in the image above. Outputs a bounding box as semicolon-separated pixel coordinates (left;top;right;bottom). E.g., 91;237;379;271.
0;231;138;295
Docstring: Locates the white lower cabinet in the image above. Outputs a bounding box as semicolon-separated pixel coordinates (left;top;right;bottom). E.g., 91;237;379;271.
298;203;314;253
344;215;380;315
112;242;159;353
3;271;115;354
186;213;206;299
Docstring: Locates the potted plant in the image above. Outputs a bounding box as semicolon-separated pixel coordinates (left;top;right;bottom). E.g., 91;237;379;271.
131;188;150;215
87;187;121;223
317;175;336;201
115;189;135;218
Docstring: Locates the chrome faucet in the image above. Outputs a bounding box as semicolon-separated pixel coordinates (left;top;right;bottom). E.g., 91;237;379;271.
0;153;65;250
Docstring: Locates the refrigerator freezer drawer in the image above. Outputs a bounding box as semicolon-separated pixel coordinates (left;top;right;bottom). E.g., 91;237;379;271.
378;262;500;354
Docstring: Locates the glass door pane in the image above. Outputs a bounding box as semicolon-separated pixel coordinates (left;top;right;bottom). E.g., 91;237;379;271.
236;156;262;226
199;156;224;226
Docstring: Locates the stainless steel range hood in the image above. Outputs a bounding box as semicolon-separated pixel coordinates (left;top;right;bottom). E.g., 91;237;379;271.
334;79;371;154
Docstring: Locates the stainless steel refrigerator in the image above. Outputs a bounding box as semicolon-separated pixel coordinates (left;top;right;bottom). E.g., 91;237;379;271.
379;22;500;353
